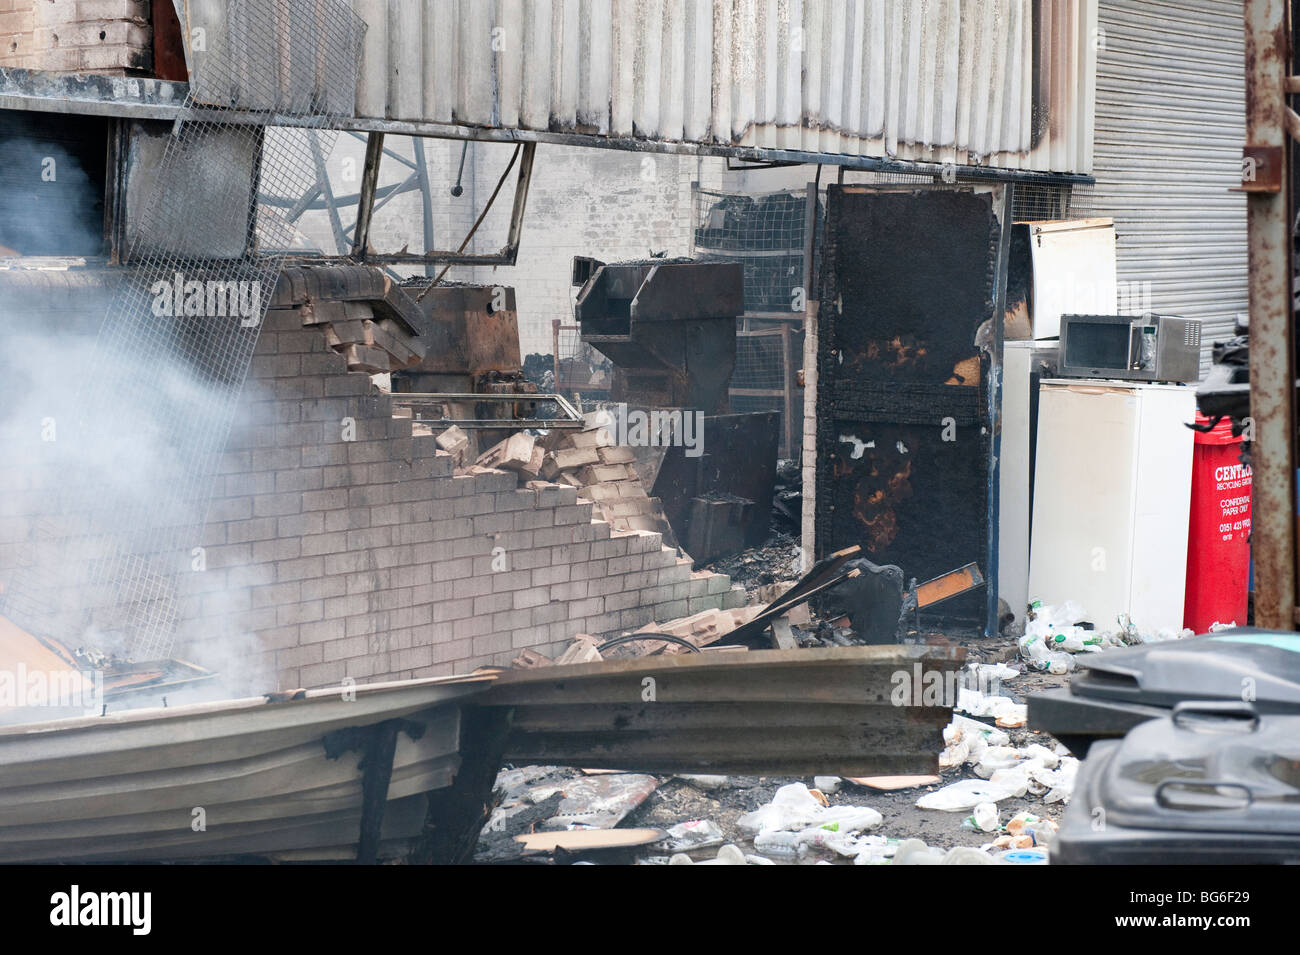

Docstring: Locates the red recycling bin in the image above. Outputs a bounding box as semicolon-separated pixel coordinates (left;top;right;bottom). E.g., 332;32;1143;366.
1183;413;1252;633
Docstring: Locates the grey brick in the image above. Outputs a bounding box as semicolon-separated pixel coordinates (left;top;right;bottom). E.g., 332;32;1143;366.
433;597;475;622
252;537;300;563
277;601;324;626
472;632;512;656
276;512;325;537
324;508;370;532
300;531;349;556
512;586;550;610
251;582;301;609
491;609;532;631
276;556;324;582
301;576;348;601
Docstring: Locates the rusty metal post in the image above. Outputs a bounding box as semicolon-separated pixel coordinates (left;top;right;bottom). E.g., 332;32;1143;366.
351;131;384;260
1244;0;1297;629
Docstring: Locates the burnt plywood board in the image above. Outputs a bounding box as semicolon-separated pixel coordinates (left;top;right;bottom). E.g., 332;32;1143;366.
816;187;999;623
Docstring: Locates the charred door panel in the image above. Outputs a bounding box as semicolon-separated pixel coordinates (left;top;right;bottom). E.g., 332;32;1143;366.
816;187;999;623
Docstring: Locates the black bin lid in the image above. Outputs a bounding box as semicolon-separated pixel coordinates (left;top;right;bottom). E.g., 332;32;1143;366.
1069;629;1300;711
1094;703;1300;835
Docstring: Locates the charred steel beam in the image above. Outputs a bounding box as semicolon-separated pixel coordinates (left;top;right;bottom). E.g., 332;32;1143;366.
414;707;512;866
351;131;384;260
1244;0;1297;629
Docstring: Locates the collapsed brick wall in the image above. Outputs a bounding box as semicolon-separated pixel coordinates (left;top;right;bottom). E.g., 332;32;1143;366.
0;1;151;73
171;305;744;690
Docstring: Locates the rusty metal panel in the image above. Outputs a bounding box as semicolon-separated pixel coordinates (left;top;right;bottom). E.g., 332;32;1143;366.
1243;0;1296;629
476;645;966;775
815;185;1000;623
403;284;522;376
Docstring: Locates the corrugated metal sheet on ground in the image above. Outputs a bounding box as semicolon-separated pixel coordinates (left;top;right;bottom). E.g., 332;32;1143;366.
1087;0;1246;376
180;0;1097;174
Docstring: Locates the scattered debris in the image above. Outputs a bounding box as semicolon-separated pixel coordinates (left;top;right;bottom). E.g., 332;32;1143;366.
891;839;996;865
850;775;941;791
434;424;470;468
655;819;726;852
666;844;751;865
737;783;884;859
1018;600;1195;673
538;410;677;540
516;828;664;854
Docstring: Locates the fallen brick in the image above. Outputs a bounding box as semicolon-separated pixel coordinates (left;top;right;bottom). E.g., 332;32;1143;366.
511;648;553;669
597;445;637;464
555;636;603;666
477;432;537;472
343;343;391;373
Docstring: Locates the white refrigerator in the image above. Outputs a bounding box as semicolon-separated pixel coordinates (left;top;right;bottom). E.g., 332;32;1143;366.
1027;380;1195;634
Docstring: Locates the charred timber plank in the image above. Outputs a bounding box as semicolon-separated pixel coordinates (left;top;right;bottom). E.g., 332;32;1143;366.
356;719;401;865
412;707;512;866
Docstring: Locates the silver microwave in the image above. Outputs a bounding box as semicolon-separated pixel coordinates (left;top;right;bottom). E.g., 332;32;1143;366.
1058;314;1201;383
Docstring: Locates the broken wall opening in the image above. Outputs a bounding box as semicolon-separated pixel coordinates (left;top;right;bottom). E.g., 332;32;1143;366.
0;110;109;258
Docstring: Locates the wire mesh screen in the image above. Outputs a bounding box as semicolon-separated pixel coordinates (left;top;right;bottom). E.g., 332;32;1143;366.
1012;182;1077;220
734;331;786;392
0;0;364;662
692;187;811;314
553;323;612;399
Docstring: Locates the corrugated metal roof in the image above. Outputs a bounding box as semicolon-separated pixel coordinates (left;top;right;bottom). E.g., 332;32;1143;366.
334;0;1095;174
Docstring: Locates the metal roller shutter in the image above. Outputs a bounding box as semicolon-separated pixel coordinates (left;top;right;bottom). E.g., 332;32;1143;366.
1088;0;1247;377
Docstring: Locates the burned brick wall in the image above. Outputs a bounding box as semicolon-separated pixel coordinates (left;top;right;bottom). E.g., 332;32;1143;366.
815;186;999;622
0;267;745;692
0;1;152;73
167;303;744;691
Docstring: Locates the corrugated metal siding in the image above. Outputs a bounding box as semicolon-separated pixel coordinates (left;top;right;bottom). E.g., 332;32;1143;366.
1088;0;1246;375
331;0;1095;173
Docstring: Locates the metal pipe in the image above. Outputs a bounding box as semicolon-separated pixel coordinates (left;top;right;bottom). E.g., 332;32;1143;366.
1244;0;1296;629
412;138;436;277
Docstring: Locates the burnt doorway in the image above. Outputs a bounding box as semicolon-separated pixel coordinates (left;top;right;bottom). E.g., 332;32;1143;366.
814;184;1008;629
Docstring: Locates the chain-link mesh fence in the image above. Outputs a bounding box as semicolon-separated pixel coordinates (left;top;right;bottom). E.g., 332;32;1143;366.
690;173;1083;460
1;0;365;662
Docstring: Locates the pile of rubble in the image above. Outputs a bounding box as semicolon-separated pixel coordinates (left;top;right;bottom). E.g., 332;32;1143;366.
430;411;677;543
